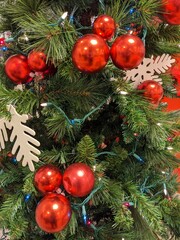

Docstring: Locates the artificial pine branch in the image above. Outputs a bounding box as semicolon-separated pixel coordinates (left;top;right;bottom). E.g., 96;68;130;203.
19;13;77;62
22;172;37;194
0;84;39;116
76;135;96;164
47;71;112;115
125;182;163;232
160;198;180;238
8;214;29;240
146;25;180;56
144;147;180;169
130;207;159;240
158;24;180;43
0;0;179;239
0;194;24;224
44;110;75;141
106;0;133;27
0;167;22;188
0;0;49;26
136;0;160;26
112;204;134;230
40;148;68;164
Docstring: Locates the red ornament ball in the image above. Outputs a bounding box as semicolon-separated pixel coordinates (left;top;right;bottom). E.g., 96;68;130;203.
0;38;5;45
110;34;145;70
161;0;180;25
28;50;47;72
93;15;116;40
171;54;180;84
63;163;95;197
72;34;109;73
35;62;57;80
5;54;32;84
34;164;62;194
35;193;72;233
43;62;57;76
137;80;164;105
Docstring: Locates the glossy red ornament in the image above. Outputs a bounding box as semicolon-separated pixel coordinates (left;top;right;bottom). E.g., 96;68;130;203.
72;34;109;73
137;80;164;105
44;62;57;76
170;54;180;84
28;50;47;72
0;38;5;45
34;164;62;194
5;54;32;84
110;34;145;70
63;163;95;197
161;0;180;25
93;15;116;40
35;62;57;80
35;193;72;233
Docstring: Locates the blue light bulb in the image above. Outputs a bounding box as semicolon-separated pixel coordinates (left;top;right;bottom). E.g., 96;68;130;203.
129;8;136;15
2;46;8;51
11;157;18;165
24;194;31;202
70;119;75;125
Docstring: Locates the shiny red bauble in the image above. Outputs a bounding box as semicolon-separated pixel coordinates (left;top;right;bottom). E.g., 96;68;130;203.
5;54;32;84
0;38;5;45
35;193;72;233
72;34;109;73
137;80;164;105
34;164;62;194
36;62;57;80
169;54;180;97
28;50;47;72
161;0;180;25
63;163;95;197
171;54;180;84
110;34;145;70
43;62;57;76
93;15;116;40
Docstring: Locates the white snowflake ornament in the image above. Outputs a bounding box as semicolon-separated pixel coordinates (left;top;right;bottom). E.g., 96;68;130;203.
0;105;40;171
0;118;8;150
124;54;175;88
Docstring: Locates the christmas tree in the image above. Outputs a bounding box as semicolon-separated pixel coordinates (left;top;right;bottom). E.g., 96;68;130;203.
0;0;180;239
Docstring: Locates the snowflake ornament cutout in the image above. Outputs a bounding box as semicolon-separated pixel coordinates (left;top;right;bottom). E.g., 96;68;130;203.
124;54;176;88
0;105;40;171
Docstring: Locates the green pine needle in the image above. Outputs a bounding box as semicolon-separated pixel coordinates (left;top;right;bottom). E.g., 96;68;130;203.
76;135;96;164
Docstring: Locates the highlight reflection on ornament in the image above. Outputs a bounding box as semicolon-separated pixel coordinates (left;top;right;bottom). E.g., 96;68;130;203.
28;50;47;72
110;34;145;70
35;193;72;233
63;162;95;197
5;54;32;84
34;164;62;194
0;38;5;45
93;15;116;40
72;34;109;73
137;80;164;105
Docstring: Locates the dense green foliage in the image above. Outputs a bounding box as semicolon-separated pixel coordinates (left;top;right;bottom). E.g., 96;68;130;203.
0;0;180;239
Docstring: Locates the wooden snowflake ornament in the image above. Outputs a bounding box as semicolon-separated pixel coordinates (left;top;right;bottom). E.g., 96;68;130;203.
0;118;8;150
0;105;40;171
124;54;175;88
